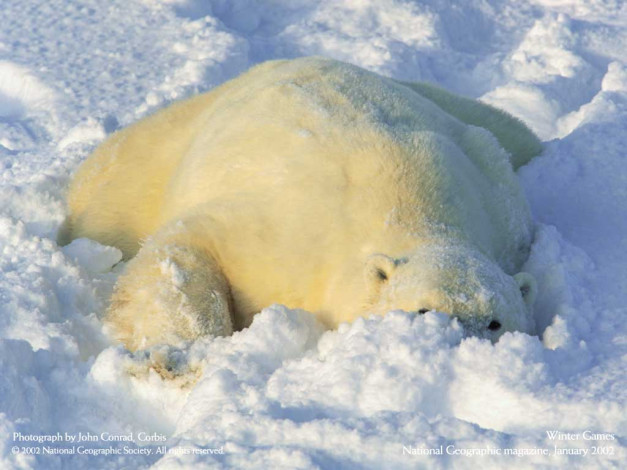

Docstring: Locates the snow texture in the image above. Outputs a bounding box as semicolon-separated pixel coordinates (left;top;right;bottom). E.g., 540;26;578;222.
0;0;626;468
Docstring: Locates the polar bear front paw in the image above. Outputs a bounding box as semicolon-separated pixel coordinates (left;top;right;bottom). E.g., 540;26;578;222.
105;236;234;351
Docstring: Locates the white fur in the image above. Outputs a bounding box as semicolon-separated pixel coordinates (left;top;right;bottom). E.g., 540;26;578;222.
61;57;541;350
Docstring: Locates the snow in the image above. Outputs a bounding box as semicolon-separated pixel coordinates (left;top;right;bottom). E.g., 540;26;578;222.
62;239;122;275
1;0;626;468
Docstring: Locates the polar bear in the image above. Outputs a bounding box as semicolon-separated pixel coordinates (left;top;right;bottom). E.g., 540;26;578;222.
59;57;542;351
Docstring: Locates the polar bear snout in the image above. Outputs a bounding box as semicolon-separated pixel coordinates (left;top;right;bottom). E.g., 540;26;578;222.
411;308;503;333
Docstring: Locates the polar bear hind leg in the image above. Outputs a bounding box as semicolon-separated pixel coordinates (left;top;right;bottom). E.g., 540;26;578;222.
397;80;542;169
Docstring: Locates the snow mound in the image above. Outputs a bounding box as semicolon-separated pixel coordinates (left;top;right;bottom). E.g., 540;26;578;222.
0;61;55;119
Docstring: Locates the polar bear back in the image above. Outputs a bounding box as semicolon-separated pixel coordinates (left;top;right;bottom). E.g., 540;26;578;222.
62;57;537;275
162;58;534;272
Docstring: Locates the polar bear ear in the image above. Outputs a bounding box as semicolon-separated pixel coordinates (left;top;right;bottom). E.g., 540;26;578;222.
365;254;397;285
514;272;537;307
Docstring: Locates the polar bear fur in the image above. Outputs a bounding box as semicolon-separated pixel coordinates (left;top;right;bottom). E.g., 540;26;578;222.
60;57;542;350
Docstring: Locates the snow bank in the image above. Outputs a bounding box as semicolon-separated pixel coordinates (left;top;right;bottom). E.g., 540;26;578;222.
1;0;625;468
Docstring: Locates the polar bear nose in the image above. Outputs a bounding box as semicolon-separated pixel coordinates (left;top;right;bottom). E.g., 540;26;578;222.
487;320;502;331
417;308;429;314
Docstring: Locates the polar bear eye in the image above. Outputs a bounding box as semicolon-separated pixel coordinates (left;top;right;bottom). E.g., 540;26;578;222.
376;268;388;281
487;320;502;331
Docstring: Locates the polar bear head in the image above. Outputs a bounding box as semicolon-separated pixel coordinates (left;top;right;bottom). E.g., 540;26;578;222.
364;243;536;339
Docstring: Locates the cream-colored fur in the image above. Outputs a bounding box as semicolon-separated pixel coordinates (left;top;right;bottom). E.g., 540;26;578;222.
60;57;541;350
